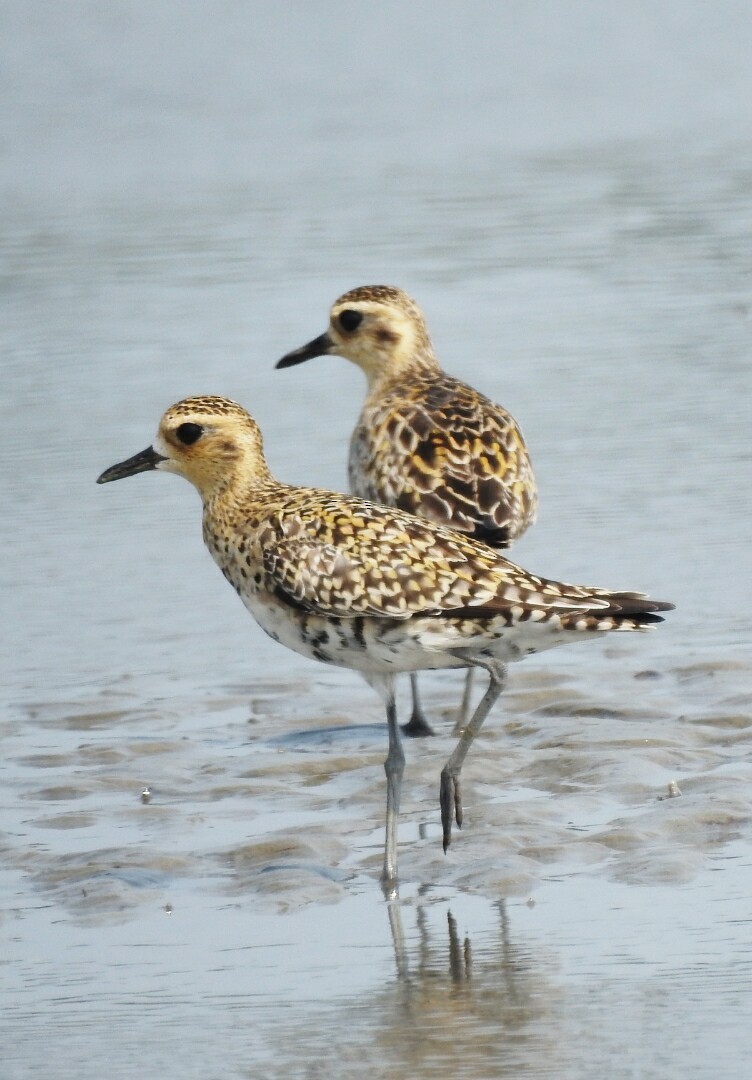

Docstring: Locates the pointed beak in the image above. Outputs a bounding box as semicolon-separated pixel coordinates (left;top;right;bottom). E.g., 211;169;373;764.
276;331;334;369
97;445;166;485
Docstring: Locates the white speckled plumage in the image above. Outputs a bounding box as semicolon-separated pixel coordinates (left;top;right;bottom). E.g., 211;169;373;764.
98;395;673;889
277;284;538;735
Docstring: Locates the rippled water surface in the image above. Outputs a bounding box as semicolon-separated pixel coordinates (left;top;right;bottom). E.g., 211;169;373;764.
3;2;752;1077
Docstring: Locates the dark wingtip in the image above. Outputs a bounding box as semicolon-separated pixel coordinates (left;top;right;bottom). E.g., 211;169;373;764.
637;599;675;614
608;596;675;627
631;610;668;625
610;596;675;625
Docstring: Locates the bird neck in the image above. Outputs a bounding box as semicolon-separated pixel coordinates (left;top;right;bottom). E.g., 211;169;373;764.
366;348;440;396
203;470;284;514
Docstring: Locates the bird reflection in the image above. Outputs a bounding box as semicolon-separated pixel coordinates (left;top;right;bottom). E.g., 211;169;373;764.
268;894;562;1075
446;909;472;983
382;891;553;1055
374;896;563;1072
371;896;562;1075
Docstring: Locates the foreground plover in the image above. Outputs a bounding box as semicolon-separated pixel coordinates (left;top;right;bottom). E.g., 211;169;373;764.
97;395;672;889
277;285;537;736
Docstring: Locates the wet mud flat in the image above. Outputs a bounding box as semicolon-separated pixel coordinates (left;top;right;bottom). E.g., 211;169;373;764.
5;647;751;913
2;650;752;1078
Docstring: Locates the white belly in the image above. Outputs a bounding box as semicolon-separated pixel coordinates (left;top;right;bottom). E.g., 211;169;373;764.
236;587;584;675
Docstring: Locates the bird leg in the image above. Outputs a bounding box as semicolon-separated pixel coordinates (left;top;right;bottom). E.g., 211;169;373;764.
440;660;506;853
382;684;405;890
401;673;435;738
452;667;477;735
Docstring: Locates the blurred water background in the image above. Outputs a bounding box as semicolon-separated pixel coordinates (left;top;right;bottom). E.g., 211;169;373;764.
2;2;752;1077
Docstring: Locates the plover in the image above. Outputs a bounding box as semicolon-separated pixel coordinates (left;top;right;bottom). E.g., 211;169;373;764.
277;285;537;737
97;395;673;889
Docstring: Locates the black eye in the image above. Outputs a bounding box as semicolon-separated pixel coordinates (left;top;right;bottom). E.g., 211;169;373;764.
338;309;363;333
176;422;204;446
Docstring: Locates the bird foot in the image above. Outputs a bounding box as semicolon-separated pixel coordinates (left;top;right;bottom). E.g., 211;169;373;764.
401;713;435;738
440;770;463;852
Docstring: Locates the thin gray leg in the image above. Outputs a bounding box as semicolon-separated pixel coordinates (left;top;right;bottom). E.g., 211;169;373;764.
452;667;477;735
401;673;435;738
440;661;506;853
383;686;405;890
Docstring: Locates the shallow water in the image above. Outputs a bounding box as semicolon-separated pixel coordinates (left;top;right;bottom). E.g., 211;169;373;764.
3;2;752;1077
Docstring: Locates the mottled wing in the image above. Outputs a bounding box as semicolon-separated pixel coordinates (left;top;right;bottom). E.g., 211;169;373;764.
349;374;537;547
259;491;668;627
261;494;499;619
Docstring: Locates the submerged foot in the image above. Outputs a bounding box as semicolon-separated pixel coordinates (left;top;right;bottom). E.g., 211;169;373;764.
404;674;435;737
401;711;435;738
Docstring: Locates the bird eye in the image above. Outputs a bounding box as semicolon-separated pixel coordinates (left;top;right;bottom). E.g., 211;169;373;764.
176;422;204;446
338;309;363;333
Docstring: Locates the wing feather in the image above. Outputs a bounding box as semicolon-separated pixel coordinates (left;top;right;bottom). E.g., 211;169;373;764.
256;491;664;626
349;374;537;547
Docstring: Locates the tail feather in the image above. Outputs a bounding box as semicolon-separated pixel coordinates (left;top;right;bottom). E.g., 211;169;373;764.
599;594;675;619
560;596;675;633
445;591;674;632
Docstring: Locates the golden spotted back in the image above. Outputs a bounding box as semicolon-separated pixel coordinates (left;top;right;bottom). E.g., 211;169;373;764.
251;484;665;631
349;365;537;548
279;285;538;549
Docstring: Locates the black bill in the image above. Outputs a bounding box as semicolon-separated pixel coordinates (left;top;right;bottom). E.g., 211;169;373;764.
97;445;166;484
275;331;333;369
